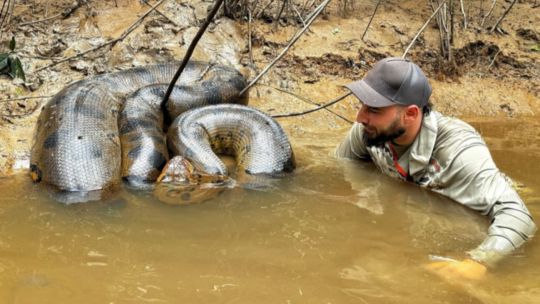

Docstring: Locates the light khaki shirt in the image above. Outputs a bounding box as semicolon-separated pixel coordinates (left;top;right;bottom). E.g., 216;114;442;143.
336;111;536;266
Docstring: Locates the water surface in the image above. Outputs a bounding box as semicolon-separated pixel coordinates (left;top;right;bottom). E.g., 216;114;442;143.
0;118;539;304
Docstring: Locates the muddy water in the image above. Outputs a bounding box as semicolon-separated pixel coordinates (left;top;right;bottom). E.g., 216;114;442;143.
0;118;539;304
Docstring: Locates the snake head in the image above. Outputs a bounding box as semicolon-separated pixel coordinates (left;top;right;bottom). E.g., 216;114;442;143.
154;156;232;205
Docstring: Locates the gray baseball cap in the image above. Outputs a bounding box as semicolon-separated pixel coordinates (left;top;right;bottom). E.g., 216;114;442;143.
345;57;432;108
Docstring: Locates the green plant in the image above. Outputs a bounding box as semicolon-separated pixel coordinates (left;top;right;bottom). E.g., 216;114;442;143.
0;36;26;81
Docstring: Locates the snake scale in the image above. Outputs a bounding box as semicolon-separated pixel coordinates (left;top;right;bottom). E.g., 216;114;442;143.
30;61;295;203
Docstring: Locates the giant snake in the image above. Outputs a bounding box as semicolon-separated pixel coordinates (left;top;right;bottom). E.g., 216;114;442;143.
30;61;295;203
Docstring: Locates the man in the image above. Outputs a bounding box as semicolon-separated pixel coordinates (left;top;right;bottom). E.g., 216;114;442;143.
335;57;536;281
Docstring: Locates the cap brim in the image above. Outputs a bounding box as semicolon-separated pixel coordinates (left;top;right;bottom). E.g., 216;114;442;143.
345;80;395;108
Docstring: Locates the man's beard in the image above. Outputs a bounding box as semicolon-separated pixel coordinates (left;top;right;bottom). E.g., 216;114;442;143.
363;119;406;147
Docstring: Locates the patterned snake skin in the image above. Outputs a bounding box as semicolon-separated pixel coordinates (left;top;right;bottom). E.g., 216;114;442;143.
30;61;256;203
167;104;296;176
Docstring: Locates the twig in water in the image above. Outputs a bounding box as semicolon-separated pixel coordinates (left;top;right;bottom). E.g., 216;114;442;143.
272;92;351;119
239;0;332;96
161;0;225;110
33;0;167;73
402;0;448;59
481;0;497;27
259;84;353;123
489;0;517;34
362;0;383;41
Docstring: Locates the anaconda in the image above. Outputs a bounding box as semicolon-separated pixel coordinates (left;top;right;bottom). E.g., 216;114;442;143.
31;61;248;203
31;61;296;204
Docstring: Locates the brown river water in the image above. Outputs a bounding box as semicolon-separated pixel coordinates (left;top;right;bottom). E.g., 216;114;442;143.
0;117;538;304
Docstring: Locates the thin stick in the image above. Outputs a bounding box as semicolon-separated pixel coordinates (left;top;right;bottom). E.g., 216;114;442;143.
19;13;61;26
272;92;351;118
239;0;332;96
487;49;501;70
291;1;307;27
140;0;185;28
402;0;448;59
0;0;11;32
247;8;255;69
479;0;484;19
33;0;167;73
481;0;497;27
459;0;467;29
0;95;54;103
255;0;275;19
19;0;86;26
275;0;288;26
259;84;353;123
161;0;225;108
362;0;382;41
489;0;517;33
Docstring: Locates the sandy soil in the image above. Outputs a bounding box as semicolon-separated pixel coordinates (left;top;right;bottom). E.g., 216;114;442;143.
0;0;538;175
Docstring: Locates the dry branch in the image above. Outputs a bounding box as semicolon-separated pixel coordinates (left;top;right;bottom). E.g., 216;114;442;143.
489;0;517;33
239;0;332;96
140;0;186;28
19;0;87;26
402;0;448;58
362;0;383;41
0;0;13;35
161;0;225;109
459;0;467;29
260;84;353;123
0;95;54;103
271;92;351;119
481;0;497;27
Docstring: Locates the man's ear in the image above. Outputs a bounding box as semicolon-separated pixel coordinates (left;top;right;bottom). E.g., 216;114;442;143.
403;105;420;123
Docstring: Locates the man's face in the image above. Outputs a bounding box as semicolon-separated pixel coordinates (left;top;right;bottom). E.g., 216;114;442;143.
355;104;405;146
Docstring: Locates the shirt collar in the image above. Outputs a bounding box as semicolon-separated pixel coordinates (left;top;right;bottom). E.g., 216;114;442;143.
402;111;439;176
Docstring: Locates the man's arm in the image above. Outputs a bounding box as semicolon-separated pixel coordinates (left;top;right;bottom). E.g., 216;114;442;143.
335;123;370;160
436;144;536;267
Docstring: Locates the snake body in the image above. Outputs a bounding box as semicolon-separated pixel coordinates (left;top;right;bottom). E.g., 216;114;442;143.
31;62;250;202
167;104;296;177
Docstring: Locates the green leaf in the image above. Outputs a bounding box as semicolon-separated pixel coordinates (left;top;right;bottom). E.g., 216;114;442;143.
0;57;8;71
9;36;16;51
15;58;26;81
7;56;24;81
531;44;540;52
9;57;26;81
0;54;8;68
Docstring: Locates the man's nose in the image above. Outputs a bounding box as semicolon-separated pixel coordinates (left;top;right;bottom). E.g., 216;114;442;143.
356;105;368;124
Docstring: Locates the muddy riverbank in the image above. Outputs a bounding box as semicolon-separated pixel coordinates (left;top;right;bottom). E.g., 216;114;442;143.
0;0;539;175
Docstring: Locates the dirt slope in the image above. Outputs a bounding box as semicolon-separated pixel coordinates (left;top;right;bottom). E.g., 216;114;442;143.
0;0;538;175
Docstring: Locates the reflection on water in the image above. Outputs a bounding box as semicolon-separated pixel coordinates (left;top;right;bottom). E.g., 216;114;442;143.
0;118;539;303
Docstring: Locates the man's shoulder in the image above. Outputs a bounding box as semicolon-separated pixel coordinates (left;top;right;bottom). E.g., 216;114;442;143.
432;111;477;135
429;111;486;161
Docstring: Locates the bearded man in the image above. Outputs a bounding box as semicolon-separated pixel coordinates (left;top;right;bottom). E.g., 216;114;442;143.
335;57;536;281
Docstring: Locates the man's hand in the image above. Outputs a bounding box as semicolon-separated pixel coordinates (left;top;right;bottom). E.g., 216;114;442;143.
424;258;487;282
